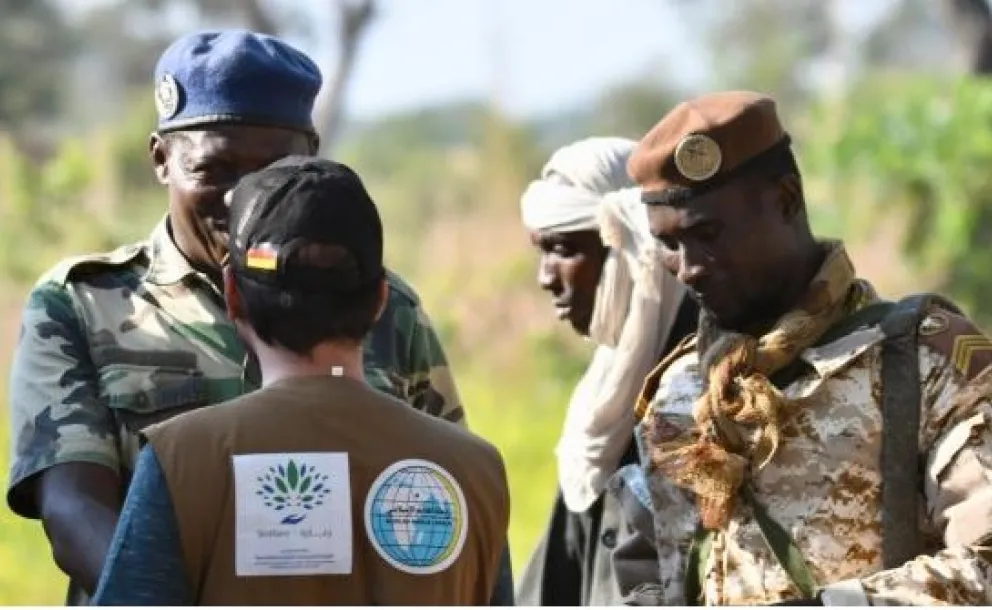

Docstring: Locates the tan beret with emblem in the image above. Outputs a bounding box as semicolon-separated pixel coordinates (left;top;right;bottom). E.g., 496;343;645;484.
628;91;787;202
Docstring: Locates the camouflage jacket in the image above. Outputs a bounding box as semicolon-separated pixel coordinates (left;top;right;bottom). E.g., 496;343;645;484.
633;296;992;605
6;219;465;518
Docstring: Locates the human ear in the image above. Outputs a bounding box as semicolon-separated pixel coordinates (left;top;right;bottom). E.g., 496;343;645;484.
149;133;170;185
774;174;803;222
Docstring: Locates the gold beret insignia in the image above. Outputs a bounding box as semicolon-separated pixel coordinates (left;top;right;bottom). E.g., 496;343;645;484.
673;133;722;182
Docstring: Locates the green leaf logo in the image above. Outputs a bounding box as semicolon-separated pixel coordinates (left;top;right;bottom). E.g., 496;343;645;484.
255;459;331;524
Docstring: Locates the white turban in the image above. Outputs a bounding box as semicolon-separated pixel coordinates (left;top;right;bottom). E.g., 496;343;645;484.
520;137;687;513
521;137;636;234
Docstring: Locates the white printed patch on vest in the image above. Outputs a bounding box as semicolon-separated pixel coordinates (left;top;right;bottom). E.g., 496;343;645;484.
233;452;352;577
363;458;469;575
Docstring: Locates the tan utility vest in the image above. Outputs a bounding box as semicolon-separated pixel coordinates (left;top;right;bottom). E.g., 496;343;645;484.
145;375;509;605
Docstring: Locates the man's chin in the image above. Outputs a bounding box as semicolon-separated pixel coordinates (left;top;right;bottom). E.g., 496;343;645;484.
701;301;743;330
568;312;592;338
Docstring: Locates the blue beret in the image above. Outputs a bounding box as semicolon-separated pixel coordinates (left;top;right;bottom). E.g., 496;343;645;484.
153;30;323;133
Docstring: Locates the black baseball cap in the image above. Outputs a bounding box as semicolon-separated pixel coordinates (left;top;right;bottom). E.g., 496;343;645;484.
227;156;384;298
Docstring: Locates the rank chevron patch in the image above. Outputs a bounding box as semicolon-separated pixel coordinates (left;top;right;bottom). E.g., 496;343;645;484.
950;334;992;378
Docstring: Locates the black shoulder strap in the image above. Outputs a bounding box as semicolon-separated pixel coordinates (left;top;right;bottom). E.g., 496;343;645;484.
877;293;961;568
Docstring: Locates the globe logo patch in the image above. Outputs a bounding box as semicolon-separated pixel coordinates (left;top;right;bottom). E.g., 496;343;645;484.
256;458;331;525
364;459;468;574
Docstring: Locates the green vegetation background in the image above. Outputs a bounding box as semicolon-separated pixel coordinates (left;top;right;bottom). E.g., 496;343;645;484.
4;76;992;604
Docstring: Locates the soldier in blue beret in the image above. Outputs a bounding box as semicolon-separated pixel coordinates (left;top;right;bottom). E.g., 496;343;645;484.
6;29;511;605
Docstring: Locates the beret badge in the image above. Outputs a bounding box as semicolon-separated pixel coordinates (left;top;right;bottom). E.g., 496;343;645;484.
674;133;722;182
155;73;181;120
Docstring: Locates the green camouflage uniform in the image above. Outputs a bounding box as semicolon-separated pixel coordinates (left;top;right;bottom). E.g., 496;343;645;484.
6;218;465;518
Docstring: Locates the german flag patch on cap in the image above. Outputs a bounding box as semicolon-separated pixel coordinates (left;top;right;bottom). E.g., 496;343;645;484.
245;243;279;271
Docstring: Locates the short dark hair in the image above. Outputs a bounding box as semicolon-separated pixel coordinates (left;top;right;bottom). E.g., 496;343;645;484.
225;156;385;355
233;268;382;354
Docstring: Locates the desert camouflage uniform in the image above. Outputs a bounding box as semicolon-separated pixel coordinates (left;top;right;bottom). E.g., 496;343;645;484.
6;218;465;518
634;295;992;605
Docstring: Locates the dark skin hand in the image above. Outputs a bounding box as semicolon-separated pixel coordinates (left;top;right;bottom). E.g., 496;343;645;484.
646;173;824;334
37;463;122;595
34;124;316;596
529;229;608;336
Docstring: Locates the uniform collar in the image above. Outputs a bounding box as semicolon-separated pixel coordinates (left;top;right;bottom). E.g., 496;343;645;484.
800;325;885;379
143;215;215;288
799;287;887;379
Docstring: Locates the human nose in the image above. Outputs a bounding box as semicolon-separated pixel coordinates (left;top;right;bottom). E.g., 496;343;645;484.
676;246;708;287
537;256;559;292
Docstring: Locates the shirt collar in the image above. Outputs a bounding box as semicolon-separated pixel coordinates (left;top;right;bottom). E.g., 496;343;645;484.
142;215;211;287
800;325;886;379
799;287;887;379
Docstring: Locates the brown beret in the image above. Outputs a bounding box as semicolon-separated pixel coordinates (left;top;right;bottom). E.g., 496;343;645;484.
628;91;788;204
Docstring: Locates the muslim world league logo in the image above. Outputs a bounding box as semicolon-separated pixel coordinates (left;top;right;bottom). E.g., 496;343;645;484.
256;459;331;525
364;459;468;575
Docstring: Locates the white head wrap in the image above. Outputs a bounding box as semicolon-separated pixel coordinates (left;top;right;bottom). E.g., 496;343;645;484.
520;137;687;512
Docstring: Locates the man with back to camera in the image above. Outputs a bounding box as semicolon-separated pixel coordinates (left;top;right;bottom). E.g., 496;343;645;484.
91;156;512;605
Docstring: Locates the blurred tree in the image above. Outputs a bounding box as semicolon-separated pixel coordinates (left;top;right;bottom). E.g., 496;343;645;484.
126;0;376;151
336;100;544;249
312;0;376;154
805;76;992;325
58;0;373;154
591;82;682;140
862;0;955;71
665;0;966;115
940;0;992;73
669;0;835;118
0;0;77;146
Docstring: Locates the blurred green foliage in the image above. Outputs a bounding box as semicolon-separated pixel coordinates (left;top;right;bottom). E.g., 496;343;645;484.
806;75;992;324
4;66;992;604
0;0;76;130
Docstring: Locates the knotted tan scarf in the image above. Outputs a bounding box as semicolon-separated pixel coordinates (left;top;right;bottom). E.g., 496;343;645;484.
645;243;872;530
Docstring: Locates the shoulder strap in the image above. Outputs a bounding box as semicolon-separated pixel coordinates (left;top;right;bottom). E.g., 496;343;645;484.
877;293;960;568
815;301;895;347
41;242;145;286
684;489;820;604
383;268;422;306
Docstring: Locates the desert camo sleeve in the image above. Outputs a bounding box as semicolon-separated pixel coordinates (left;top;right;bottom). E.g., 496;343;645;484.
5;281;119;518
820;308;992;606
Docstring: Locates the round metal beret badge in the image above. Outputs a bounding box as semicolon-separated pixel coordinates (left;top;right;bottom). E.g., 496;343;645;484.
155;74;181;120
674;133;722;181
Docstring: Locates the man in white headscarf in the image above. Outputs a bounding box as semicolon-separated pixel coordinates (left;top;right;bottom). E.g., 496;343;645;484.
516;137;698;606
